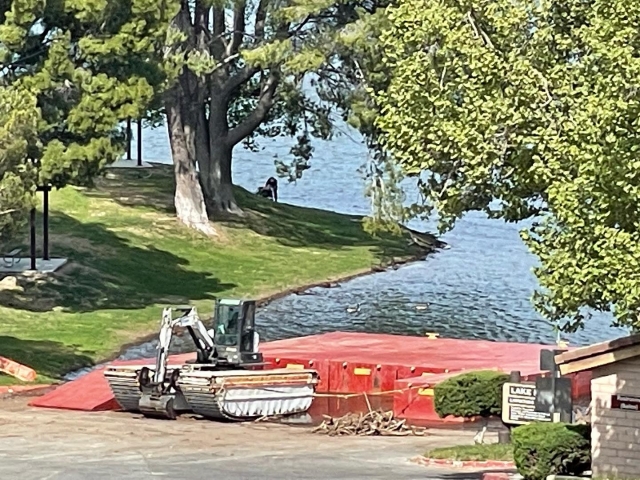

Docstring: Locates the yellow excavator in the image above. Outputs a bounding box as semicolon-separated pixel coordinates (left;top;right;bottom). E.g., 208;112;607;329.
104;299;319;420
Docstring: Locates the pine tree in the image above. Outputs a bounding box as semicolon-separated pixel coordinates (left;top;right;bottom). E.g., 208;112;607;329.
0;87;39;240
0;0;170;234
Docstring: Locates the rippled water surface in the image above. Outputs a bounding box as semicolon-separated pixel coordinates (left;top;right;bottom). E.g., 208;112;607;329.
125;124;627;351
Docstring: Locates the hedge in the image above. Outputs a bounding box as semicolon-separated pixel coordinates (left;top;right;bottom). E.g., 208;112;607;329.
512;422;591;480
433;370;509;418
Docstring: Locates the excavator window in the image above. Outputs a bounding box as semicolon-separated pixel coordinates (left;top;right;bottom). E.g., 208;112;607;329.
214;305;241;346
240;302;256;352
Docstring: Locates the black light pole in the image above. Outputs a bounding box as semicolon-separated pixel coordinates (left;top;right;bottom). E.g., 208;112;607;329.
137;118;143;167
126;118;132;161
42;186;50;260
29;207;36;270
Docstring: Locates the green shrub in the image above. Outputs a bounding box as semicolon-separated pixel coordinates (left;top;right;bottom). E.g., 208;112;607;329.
433;370;509;418
512;422;591;480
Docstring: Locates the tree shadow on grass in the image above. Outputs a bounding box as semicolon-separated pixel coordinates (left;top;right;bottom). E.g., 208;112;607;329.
88;165;428;262
85;164;176;215
0;336;95;381
0;212;234;314
227;187;421;260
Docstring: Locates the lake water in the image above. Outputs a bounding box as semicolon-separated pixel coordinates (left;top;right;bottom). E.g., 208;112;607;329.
127;123;627;351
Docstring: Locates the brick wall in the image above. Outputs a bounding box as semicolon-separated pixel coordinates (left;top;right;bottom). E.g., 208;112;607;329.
591;360;640;478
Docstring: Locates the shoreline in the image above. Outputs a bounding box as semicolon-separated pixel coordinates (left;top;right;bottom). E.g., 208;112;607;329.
1;164;445;386
83;249;433;379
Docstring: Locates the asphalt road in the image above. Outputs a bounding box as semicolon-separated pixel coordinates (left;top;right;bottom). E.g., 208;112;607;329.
0;446;498;480
0;397;508;480
0;447;495;480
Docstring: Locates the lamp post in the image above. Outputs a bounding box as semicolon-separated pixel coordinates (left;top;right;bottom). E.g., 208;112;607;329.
126;118;132;161
137;118;143;167
37;185;51;261
28;157;52;270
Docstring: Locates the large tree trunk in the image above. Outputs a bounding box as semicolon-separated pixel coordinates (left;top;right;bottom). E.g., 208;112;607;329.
200;142;240;214
166;94;217;236
198;95;242;215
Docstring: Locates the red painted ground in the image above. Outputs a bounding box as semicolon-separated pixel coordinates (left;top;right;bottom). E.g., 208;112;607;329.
29;332;591;421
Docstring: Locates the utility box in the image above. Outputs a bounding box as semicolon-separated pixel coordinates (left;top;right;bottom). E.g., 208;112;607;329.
534;376;573;423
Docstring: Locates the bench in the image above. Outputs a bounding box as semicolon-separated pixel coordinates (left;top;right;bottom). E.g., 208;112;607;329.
2;248;23;268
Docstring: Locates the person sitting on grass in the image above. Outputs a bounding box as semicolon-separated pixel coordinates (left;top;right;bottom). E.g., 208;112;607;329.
257;177;278;202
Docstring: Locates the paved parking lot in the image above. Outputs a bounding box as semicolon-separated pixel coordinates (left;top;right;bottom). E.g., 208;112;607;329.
0;397;508;479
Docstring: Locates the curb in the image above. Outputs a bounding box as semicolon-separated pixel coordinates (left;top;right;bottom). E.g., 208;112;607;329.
0;384;54;398
412;456;516;469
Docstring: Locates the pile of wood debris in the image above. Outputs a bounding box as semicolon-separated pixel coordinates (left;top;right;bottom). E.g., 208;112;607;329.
312;410;427;436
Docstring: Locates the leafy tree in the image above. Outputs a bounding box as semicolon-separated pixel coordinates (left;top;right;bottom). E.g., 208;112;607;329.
312;0;408;234
372;0;640;332
0;0;168;235
158;0;388;233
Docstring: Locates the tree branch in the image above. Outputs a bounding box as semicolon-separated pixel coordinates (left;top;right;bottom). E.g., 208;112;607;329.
226;0;247;57
227;72;279;146
254;0;268;42
194;0;211;49
221;64;259;99
466;10;494;49
211;7;227;56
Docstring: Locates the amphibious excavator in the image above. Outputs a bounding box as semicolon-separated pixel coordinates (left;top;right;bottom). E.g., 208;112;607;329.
104;299;318;421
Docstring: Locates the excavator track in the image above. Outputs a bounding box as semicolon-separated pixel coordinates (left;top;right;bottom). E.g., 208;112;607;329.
104;365;191;418
105;371;145;412
104;365;319;421
179;367;319;421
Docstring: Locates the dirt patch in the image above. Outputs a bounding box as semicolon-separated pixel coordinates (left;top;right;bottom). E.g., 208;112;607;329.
0;262;120;312
0;396;330;455
0;279;59;311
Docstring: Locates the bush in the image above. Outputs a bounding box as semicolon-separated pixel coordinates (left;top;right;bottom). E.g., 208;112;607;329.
433;370;509;418
512;422;591;480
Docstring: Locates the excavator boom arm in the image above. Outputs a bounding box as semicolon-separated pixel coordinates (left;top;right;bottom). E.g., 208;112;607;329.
153;307;214;384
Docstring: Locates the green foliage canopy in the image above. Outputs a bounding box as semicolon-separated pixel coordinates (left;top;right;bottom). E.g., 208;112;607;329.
0;0;169;237
372;0;640;332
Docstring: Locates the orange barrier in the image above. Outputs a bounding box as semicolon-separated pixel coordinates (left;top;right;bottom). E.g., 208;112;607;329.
0;356;36;382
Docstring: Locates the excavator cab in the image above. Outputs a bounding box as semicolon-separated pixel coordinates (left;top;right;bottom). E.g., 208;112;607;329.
211;299;263;368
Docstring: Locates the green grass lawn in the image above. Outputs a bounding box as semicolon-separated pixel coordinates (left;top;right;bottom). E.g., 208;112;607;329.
0;165;421;384
426;443;514;462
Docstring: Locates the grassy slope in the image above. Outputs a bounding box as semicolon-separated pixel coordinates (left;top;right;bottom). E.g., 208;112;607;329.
0;165;419;384
426;443;514;461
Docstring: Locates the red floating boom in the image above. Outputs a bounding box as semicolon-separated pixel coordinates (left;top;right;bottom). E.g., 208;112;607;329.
29;332;591;422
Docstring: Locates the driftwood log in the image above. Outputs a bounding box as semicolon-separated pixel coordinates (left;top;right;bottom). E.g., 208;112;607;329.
312;409;427;436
